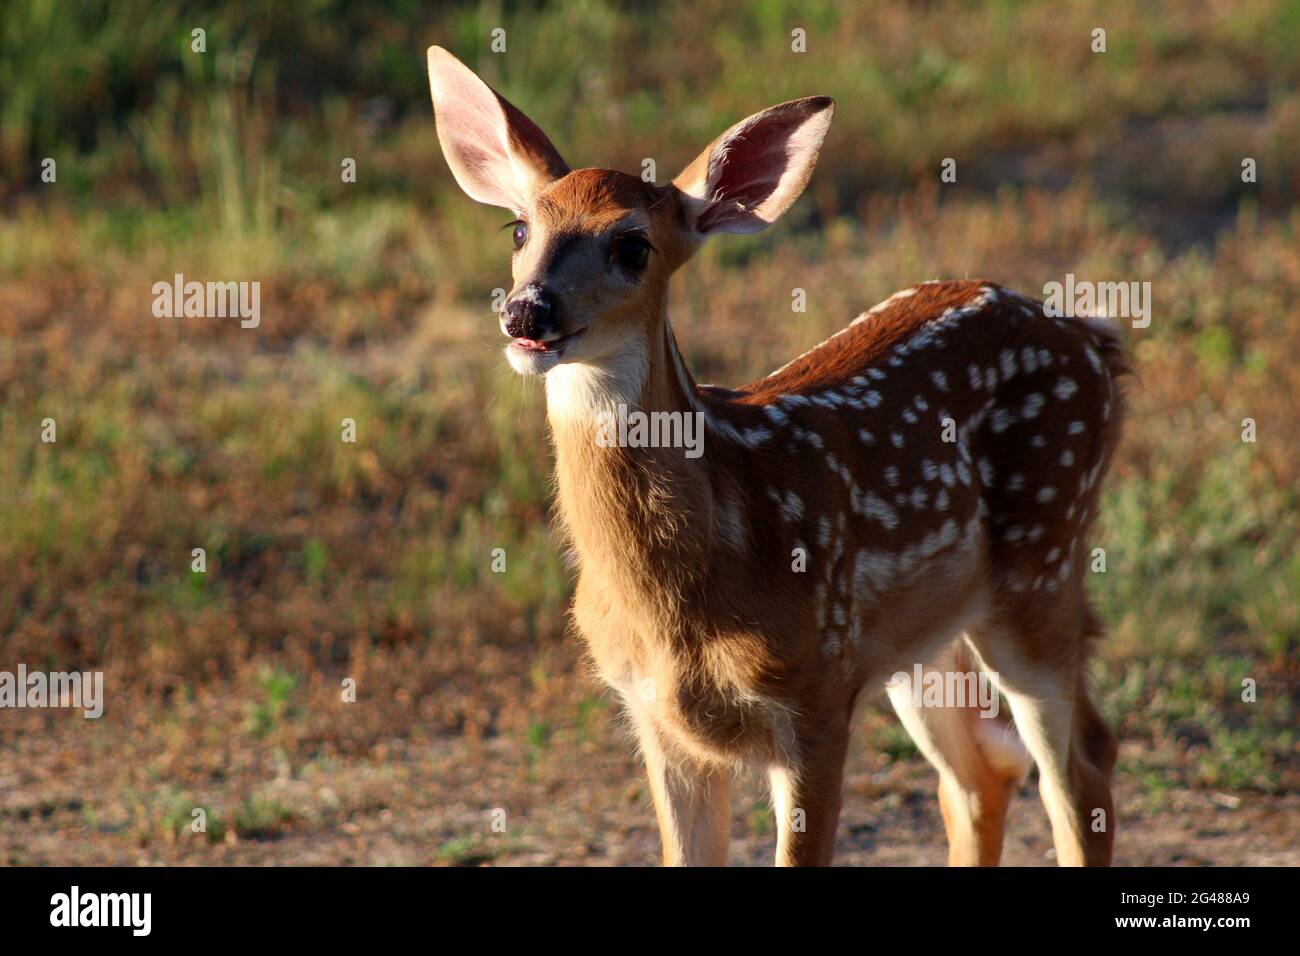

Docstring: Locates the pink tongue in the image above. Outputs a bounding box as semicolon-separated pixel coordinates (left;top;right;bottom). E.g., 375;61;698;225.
515;338;549;351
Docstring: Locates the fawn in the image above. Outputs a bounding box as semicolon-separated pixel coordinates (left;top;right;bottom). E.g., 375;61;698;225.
427;46;1127;866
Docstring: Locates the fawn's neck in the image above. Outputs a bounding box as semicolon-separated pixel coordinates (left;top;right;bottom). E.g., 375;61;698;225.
545;316;719;607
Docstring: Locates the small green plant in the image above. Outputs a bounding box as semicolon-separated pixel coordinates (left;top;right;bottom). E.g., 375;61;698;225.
303;538;328;585
246;668;298;738
232;794;296;840
436;835;497;866
160;798;228;844
526;720;553;752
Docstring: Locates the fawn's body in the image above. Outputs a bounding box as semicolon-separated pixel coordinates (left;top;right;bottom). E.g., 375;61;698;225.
428;47;1127;866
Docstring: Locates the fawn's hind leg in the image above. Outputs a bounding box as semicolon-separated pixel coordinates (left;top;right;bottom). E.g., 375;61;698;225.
887;639;1032;865
967;602;1117;866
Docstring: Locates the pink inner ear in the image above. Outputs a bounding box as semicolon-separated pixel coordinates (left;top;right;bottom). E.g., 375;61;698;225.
698;114;805;232
430;51;568;211
431;70;516;204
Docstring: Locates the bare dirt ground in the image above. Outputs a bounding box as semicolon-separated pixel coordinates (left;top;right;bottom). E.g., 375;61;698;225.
3;681;1295;867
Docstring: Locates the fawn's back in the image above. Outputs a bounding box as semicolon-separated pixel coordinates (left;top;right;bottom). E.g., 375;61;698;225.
691;277;1125;683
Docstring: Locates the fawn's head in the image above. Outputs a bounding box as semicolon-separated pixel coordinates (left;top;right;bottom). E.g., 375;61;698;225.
427;46;834;378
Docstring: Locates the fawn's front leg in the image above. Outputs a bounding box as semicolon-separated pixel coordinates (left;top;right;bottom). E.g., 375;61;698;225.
632;715;732;866
768;724;849;866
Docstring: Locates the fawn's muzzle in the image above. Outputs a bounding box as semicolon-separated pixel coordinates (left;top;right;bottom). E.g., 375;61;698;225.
502;283;558;341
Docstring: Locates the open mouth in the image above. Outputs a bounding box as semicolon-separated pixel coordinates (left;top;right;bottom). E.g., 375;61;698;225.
509;327;586;354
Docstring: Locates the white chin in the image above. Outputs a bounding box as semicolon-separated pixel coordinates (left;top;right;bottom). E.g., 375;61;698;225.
505;343;563;376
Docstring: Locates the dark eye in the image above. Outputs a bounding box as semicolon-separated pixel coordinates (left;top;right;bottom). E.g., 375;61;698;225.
511;221;528;251
612;234;651;271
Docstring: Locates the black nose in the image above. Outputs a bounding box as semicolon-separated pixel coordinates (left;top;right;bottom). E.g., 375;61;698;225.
503;284;556;339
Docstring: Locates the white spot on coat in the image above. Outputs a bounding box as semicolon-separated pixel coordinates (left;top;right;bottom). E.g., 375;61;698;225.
999;349;1017;380
763;404;789;426
1053;377;1078;401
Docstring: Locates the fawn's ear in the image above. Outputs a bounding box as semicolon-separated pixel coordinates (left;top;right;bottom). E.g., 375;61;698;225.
427;46;569;214
673;96;834;236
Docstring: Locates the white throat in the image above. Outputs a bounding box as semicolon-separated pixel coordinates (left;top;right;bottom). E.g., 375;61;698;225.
545;338;651;426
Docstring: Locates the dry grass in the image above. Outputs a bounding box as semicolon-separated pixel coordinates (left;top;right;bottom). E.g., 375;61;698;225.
0;0;1296;864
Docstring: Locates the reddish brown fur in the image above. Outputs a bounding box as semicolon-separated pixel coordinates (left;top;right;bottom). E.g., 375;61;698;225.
426;48;1128;865
551;275;1127;866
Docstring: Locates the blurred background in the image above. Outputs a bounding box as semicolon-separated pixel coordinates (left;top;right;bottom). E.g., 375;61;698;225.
0;0;1296;864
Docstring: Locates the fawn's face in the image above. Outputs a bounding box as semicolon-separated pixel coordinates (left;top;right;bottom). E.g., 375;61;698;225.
499;170;690;375
427;46;833;379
